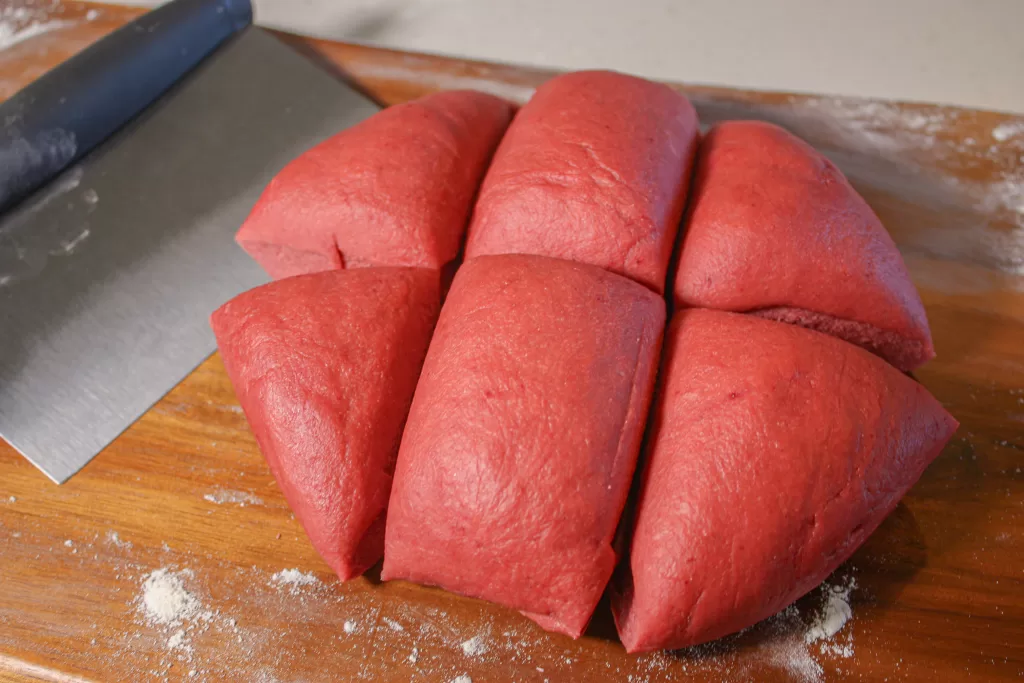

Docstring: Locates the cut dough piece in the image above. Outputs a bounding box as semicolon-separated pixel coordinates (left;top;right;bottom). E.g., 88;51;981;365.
211;268;440;580
465;70;700;293
383;254;665;638
236;90;515;279
673;120;933;371
613;309;958;652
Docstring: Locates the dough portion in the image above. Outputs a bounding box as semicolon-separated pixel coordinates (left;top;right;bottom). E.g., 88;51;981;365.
673;120;933;371
383;254;665;638
465;71;700;293
612;309;958;652
211;268;440;580
236;90;515;279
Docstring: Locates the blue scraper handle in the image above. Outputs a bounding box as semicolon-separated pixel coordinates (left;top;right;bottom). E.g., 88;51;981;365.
0;0;252;214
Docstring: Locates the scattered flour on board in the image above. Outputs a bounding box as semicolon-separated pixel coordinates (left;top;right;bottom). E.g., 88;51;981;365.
106;530;132;549
382;617;405;632
0;6;76;51
204;488;264;506
793;96;1024;230
450;676;472;683
270;568;320;589
800;98;958;155
108;550;860;680
806;577;857;643
461;634;489;657
167;628;189;651
140;568;202;626
747;575;859;683
7;496;14;503
992;121;1024;142
756;605;825;683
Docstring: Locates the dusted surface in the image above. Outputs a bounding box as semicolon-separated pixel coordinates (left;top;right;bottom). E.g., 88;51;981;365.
614;310;958;652
2;6;1022;682
673;120;933;370
383;254;664;638
465;70;699;293
237;89;514;279
211;268;439;579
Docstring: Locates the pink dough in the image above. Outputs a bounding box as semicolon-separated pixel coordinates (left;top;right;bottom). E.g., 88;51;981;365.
673;120;934;371
464;71;700;293
236;91;515;279
382;254;665;638
210;268;440;580
612;309;958;652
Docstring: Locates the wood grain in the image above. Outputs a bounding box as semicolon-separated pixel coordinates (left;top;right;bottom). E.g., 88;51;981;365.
1;1;1023;681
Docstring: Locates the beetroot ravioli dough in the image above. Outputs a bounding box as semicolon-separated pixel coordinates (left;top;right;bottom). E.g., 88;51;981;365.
211;268;440;580
613;309;957;652
674;121;934;371
236;90;515;279
383;254;665;638
465;71;700;293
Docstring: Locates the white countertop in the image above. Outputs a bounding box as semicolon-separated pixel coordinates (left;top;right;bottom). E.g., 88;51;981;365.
108;0;1024;113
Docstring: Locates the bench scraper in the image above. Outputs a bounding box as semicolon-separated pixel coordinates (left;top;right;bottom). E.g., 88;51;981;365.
0;0;380;483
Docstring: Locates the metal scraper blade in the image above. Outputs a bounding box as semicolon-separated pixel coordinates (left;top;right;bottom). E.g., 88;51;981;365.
0;28;380;483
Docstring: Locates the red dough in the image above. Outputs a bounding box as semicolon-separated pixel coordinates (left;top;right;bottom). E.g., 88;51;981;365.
211;268;440;580
383;254;665;638
465;71;700;293
673;120;933;371
613;309;958;652
236;91;515;279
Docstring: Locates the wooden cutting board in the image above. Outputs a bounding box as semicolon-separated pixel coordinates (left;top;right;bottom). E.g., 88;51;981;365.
1;2;1022;681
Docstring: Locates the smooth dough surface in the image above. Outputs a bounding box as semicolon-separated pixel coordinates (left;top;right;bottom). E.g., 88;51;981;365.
236;90;515;279
673;120;934;370
383;254;665;638
465;70;700;293
613;309;958;652
211;268;440;580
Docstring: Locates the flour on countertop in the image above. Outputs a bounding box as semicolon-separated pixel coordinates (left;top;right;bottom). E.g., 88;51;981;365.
785;95;1024;240
167;628;189;650
140;568;202;626
382;617;405;632
744;574;860;683
754;605;825;683
0;4;80;51
461;634;489;657
450;676;473;683
106;530;132;549
7;496;14;503
992;121;1024;142
270;568;320;589
806;577;857;643
820;639;855;659
204;488;264;506
0;18;72;51
799;97;959;155
81;530;863;681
